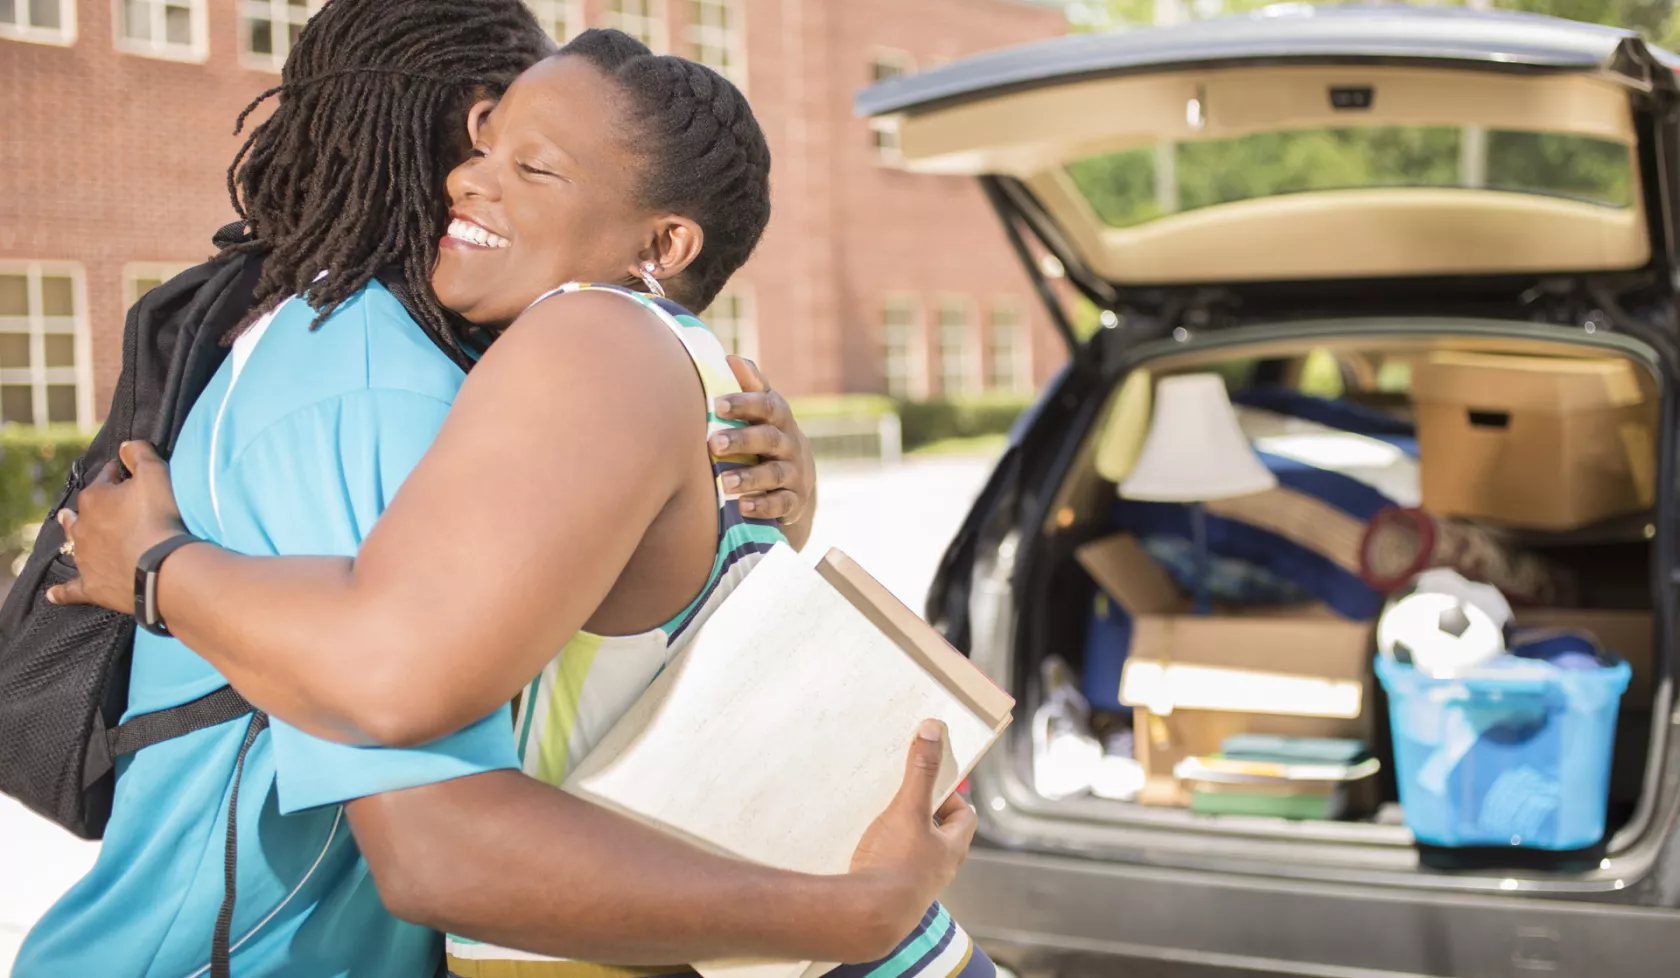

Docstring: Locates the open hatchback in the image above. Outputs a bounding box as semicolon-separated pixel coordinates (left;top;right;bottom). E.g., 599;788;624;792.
861;7;1680;977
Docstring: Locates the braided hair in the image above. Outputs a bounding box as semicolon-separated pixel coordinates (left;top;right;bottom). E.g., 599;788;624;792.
559;30;772;312
222;0;554;357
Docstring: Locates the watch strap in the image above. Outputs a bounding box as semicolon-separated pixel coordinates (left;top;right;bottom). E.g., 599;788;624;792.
134;533;201;636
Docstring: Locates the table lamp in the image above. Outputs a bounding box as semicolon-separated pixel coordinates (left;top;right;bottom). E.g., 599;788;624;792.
1119;373;1277;615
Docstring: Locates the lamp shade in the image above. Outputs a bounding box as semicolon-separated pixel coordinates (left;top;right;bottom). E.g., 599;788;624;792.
1119;373;1277;502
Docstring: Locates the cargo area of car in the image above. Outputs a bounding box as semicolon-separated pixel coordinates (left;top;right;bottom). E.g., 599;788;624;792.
967;324;1674;883
855;5;1680;889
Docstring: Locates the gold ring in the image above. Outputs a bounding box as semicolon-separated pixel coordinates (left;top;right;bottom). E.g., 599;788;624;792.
59;538;75;557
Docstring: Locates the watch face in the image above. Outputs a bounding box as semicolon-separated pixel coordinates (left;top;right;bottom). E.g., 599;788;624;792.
143;570;168;635
136;534;198;635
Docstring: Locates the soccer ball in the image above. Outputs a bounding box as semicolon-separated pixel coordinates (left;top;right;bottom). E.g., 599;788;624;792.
1376;570;1510;677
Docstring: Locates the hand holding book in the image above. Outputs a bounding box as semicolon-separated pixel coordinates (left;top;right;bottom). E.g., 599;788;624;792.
844;719;979;949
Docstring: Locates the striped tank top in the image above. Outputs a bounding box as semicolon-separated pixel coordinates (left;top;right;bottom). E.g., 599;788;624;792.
445;284;993;978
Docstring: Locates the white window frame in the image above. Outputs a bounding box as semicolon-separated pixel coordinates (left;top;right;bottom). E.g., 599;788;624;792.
0;261;93;430
602;0;667;54
525;0;583;43
868;49;915;163
113;0;208;62
0;0;77;46
935;296;977;397
122;261;193;310
686;0;745;89
240;0;323;72
881;294;925;401
701;284;757;362
986;298;1031;393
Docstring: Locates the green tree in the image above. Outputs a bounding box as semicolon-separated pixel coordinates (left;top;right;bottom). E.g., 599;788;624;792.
1052;0;1643;228
1067;126;1629;229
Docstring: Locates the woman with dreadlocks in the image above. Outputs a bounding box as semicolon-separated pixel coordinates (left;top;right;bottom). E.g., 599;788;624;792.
19;4;984;978
221;0;814;535
39;12;990;978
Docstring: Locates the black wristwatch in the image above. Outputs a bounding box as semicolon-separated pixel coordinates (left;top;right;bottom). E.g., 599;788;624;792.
134;533;201;636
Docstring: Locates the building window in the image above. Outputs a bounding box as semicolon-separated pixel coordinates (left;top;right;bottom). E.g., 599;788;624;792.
241;0;322;71
881;296;922;400
687;0;744;87
702;285;756;361
1;0;76;45
936;299;974;396
114;0;206;60
987;301;1030;392
123;262;192;310
526;0;581;43
602;0;664;53
869;50;914;161
0;263;90;429
870;49;914;83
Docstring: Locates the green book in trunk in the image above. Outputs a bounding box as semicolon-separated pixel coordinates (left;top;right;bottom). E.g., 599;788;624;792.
1191;786;1348;820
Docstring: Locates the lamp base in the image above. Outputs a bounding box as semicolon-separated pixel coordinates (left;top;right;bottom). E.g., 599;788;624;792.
1191;501;1212;616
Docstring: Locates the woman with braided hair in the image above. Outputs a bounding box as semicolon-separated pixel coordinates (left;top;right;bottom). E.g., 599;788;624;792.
39;16;992;978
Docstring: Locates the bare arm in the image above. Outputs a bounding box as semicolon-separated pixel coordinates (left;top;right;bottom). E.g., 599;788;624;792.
347;725;971;965
349;772;863;962
58;291;711;746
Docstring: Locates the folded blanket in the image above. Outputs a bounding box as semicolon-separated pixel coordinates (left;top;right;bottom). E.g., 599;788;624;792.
1117;387;1420;621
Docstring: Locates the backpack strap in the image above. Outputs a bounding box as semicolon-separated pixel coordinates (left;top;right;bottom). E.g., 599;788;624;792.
211;221;251;251
108;686;255;763
210;711;269;978
73;685;257;976
81;685;254;790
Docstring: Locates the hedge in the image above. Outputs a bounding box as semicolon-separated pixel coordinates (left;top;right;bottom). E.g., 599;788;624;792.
1;426;92;549
895;393;1033;452
784;394;898;422
0;391;1033;548
787;392;1033;455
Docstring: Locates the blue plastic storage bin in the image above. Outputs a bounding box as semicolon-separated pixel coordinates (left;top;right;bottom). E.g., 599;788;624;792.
1376;655;1631;850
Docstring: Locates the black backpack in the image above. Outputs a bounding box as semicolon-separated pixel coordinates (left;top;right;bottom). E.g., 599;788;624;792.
0;225;468;978
0;223;268;841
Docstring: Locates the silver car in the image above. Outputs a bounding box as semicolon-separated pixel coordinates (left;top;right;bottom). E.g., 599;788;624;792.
863;7;1680;976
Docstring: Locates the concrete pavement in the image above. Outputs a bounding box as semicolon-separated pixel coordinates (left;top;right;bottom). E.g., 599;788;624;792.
0;453;997;974
799;454;996;612
0;800;97;969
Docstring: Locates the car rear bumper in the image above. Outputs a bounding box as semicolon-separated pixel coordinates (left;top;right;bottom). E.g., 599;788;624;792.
941;845;1680;978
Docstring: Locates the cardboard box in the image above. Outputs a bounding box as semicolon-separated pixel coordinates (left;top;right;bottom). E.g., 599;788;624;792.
1410;352;1656;530
1075;535;1375;789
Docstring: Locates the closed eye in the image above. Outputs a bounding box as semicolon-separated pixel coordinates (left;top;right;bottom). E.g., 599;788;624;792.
518;160;558;179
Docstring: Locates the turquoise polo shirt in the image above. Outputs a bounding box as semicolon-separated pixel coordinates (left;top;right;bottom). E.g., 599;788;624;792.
15;283;518;977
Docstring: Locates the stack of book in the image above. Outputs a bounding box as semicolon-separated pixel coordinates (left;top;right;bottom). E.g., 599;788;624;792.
1173;735;1379;820
563;543;1014;978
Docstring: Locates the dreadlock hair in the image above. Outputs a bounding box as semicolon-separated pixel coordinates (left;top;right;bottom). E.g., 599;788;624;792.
558;29;772;312
222;0;554;359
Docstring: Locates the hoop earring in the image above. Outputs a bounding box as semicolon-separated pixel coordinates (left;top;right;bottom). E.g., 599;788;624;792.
637;262;667;299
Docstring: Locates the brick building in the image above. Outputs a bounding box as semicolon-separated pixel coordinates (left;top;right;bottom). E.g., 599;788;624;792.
0;0;1067;429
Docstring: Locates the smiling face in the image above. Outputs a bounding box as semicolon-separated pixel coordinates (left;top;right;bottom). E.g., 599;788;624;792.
432;54;700;328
